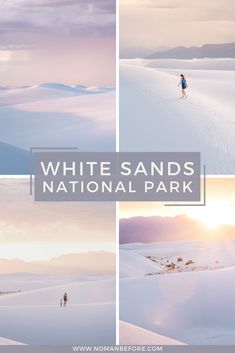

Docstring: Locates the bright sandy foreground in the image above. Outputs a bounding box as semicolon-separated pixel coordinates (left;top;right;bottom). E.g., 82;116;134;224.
120;58;235;174
0;275;115;345
120;239;235;344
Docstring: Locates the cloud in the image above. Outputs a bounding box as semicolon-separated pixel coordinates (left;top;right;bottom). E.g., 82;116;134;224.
0;0;115;40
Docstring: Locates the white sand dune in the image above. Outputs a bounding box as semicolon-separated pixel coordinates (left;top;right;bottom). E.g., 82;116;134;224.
120;239;235;269
0;303;115;345
145;58;235;71
120;321;185;345
0;337;26;345
0;277;115;306
0;273;81;292
0;83;114;105
0;85;76;106
0;141;28;174
120;250;164;278
0;276;115;345
0;84;115;173
0;272;114;293
120;59;235;174
120;240;235;344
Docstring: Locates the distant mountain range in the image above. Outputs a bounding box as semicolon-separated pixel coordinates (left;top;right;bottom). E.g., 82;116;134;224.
120;46;169;59
120;215;235;244
0;252;115;275
121;43;235;59
146;42;235;59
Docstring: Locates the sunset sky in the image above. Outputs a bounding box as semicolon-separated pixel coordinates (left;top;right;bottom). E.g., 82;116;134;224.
120;178;235;228
0;0;115;86
0;178;115;261
120;0;235;50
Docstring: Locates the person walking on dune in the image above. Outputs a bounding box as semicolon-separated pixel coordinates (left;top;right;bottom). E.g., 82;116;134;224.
178;74;188;99
63;292;68;307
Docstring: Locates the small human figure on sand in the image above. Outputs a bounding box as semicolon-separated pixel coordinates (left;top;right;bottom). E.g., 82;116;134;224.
63;292;68;307
60;292;68;307
178;74;188;99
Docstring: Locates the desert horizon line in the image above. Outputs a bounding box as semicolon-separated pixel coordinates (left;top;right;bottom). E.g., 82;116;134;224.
0;250;116;264
119;212;235;225
0;82;116;90
121;40;235;51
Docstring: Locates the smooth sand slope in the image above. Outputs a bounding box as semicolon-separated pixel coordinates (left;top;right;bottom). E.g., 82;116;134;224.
120;321;185;345
0;275;115;345
121;239;235;270
120;59;235;174
120;250;164;278
120;240;235;344
0;337;25;345
0;142;29;174
0;84;115;174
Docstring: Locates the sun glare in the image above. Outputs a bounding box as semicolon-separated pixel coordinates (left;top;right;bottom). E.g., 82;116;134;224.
186;200;235;229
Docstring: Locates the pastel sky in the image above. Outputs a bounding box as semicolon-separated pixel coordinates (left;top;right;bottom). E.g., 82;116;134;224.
120;178;235;228
120;0;235;50
0;178;115;261
0;0;115;86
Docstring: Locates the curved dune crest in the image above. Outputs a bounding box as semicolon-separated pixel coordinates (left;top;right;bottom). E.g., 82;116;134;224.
0;337;26;345
120;321;185;345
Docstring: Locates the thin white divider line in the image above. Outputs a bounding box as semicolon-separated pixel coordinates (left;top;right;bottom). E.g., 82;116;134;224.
115;0;120;345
